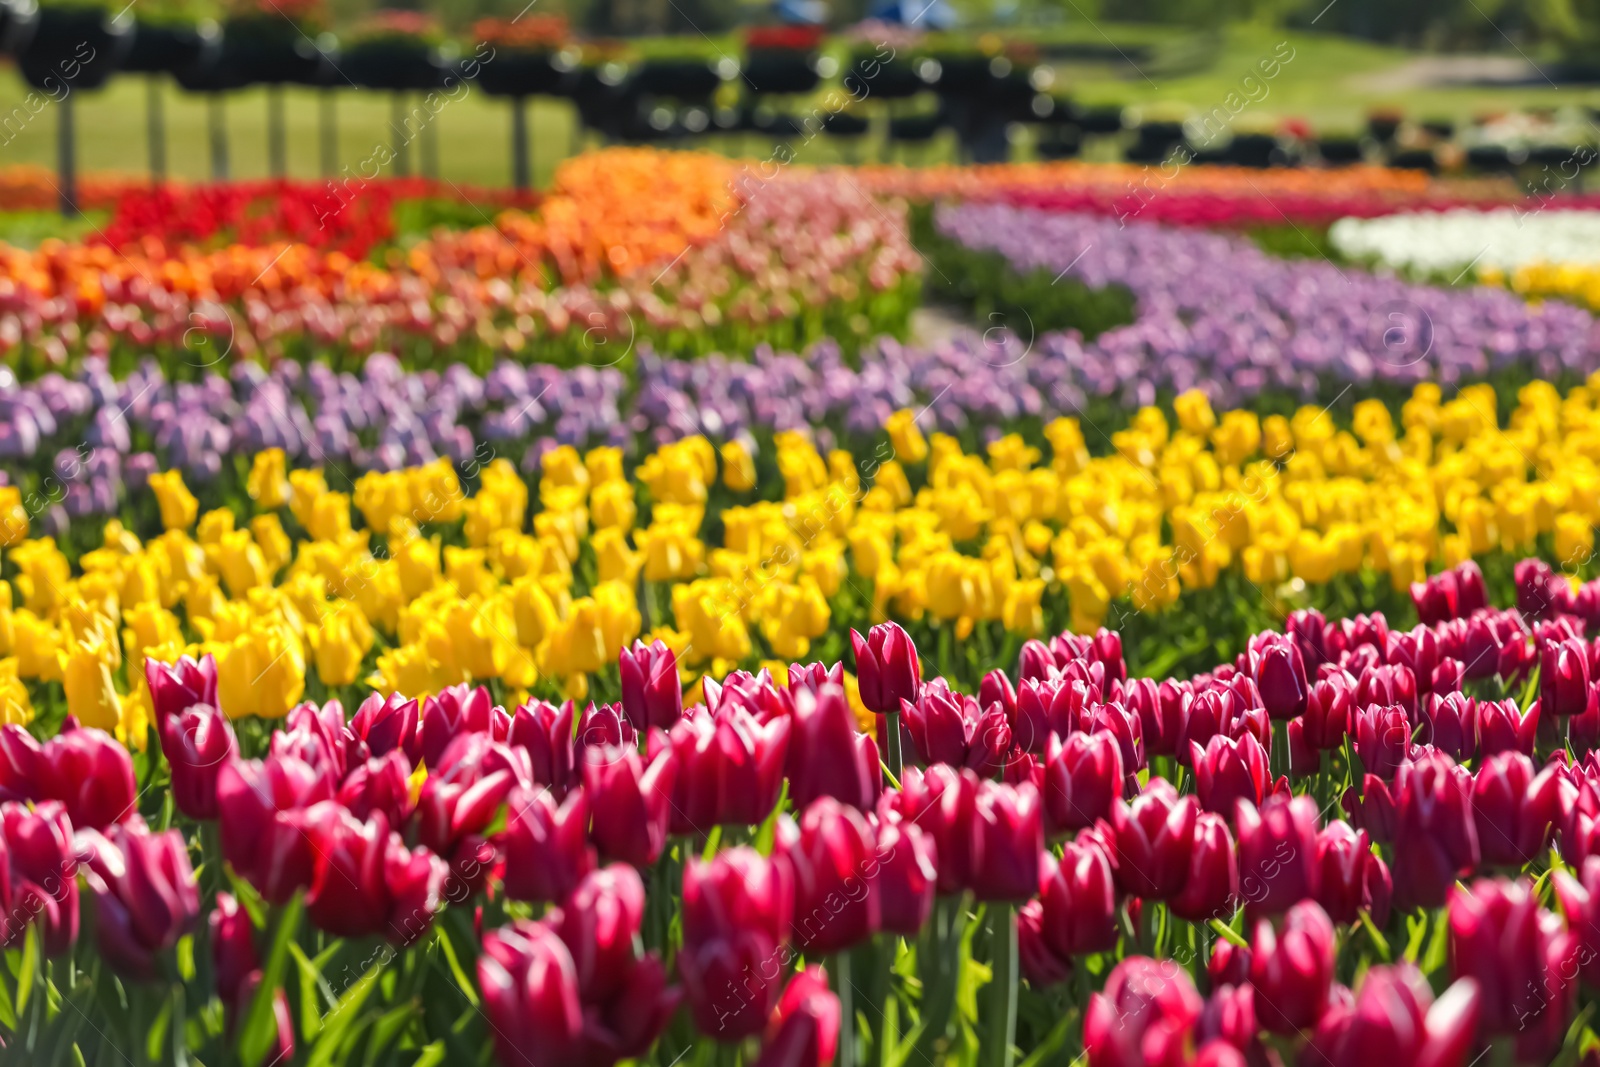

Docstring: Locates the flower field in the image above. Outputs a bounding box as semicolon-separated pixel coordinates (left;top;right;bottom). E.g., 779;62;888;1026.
2;146;1600;1067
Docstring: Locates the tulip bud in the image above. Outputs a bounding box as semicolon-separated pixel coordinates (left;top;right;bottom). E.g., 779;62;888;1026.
679;847;793;1040
1250;635;1307;720
1041;731;1122;835
1191;733;1268;819
349;692;421;766
753;966;840;1067
1427;691;1477;762
851;623;921;716
619;639;683;731
1019;899;1071;987
788;684;881;811
1298;671;1353;751
1314;821;1388;927
1388;626;1440;695
157;703;236;821
1477;698;1537;759
1039;836;1118;955
1110;779;1198;901
785;798;881;953
979;669;1017;724
1309;965;1480;1067
79;822;200;979
419;684;507;770
1471;752;1568;868
1170;812;1239;923
966;779;1042;901
1353;704;1411;780
1543;636;1592;718
0;800;77;955
502;785;595;904
479;922;587;1067
1208;939;1251;987
666;706;789;834
144;653;218;725
1084;956;1203;1067
38;725;136;831
585;740;676;868
1449;878;1575;1044
510;698;579;798
1251;901;1336;1033
874;817;936;935
1088;700;1144;776
1235;794;1319;918
1392;752;1478;910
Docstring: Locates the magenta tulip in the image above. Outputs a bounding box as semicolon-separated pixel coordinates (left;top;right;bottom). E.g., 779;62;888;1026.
752;966;839;1067
1308;966;1480;1067
1315;821;1389;927
1235;794;1319;918
666;706;789;834
1449;878;1576;1045
882;764;977;895
1038;835;1118;955
509;699;578;798
479;921;587;1067
1392;752;1479;910
679;846;793;1040
1299;671;1353;750
966;779;1042;901
788;684;880;811
1109;778;1198;901
1251;900;1335;1033
349;691;421;765
158;703;236;821
419;684;508;770
585;740;676;868
1543;636;1592;718
502;785;595;904
1427;691;1477;762
38;725;136;830
79;821;199;979
1041;731;1122;835
619;639;683;732
900;679;1011;775
1191;733;1268;819
215;753;334;904
1353;703;1411;780
337;750;415;829
1477;697;1537;758
1250;635;1307;720
1472;752;1569;867
1084;956;1204;1067
0;800;77;955
785;798;881;954
144;654;217;724
1170;812;1239;923
1019;900;1071;987
874;817;936;935
851;623;921;715
304;804;447;946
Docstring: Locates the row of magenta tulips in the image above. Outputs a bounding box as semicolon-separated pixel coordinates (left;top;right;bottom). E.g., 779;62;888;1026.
1;556;1600;1065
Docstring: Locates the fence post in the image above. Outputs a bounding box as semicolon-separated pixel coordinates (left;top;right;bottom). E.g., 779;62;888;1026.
209;92;229;180
511;95;530;190
268;83;286;177
57;90;77;217
391;92;411;177
147;77;167;183
320;89;337;178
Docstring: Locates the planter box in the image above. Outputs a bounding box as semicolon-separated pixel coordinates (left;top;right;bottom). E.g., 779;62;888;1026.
18;4;132;91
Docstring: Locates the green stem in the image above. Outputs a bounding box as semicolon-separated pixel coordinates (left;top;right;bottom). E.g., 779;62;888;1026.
984;901;1017;1067
885;711;903;782
834;951;856;1067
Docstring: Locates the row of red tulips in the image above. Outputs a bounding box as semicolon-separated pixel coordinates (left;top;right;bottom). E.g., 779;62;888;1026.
0;555;1597;1064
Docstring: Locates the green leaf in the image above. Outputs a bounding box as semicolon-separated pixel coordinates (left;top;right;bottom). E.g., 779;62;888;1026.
16;924;39;1020
1357;911;1391;963
238;895;303;1067
435;923;480;1009
289;941;340;1040
304;962;381;1067
1403;911;1429;963
1419;907;1451;977
1015;1009;1078;1067
1208;919;1248;949
412;1042;447;1067
754;779;789;856
145;992;173;1063
0;951;17;1030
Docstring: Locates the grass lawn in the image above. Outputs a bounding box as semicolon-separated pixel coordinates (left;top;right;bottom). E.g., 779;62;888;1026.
0;23;1597;189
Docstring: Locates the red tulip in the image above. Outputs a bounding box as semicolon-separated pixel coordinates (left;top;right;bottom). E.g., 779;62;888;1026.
1315;821;1389;927
1177;687;1237;765
666;706;789;834
1109;778;1198;901
1120;676;1182;758
874;817;936;935
1191;733;1268;819
1339;612;1390;652
1041;731;1122;835
1543;636;1592;718
38;725;136;830
1553;855;1600;988
1196;983;1258;1059
851;623;921;715
1353;703;1411;780
1018;899;1071;987
880;764;978;895
0;800;77;955
575;702;636;759
78;821;199;979
619;639;683;731
349;691;421;765
479;921;586;1067
211;892;257;1009
545;864;646;1001
1298;671;1353;751
1449;878;1576;1046
679;846;793;1040
584;740;676;868
785;798;881;953
0;724;41;803
337;750;415;829
1250;635;1307;720
966;779;1042;901
900;680;1011;775
1088;700;1145;776
1170;812;1239;923
979;668;1017;724
788;684;881;811
1039;835;1118;956
752;966;839;1067
215;753;334;904
1472;752;1569;867
1014;676;1093;753
1387;626;1440;695
1518;559;1561;617
1427;691;1477;762
1431;657;1465;696
1356;664;1417;719
1208;939;1251;987
144;653;218;724
279;699;353;780
1309;966;1480;1067
158;704;236;821
1287;608;1332;670
510;699;578;798
1234;794;1319;918
419;683;508;769
1477;698;1537;758
502;786;595;904
305;804;448;946
416;733;524;899
1392;752;1478;910
1084;956;1203;1067
1251;900;1335;1033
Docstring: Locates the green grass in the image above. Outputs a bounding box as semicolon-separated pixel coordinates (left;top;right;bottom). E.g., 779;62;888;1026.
0;23;1597;190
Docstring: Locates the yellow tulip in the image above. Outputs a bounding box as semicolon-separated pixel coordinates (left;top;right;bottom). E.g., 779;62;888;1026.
0;486;27;546
59;637;122;733
149;470;199;531
0;659;31;726
247;448;290;510
721;439;757;492
885;409;929;465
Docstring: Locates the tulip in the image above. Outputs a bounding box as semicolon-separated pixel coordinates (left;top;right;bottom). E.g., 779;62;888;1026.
510;698;578;798
753;966;840;1067
1449;878;1576;1045
788;684;881;811
851;623;921;715
38;725;136;830
1177;687;1237;764
337;750;415;829
619;639;683;731
1309;965;1480;1067
1340;612;1390;652
979;668;1017;724
502;785;595;904
1170;812;1239;923
901;680;1011;776
1208;939;1251;987
1431;657;1464;696
349;691;421;765
1018;900;1071;987
211;892;257;1010
575;702;636;757
1388;626;1440;695
1427;691;1477;762
785;798;881;954
1014;677;1093;753
1250;900;1335;1033
882;763;977;895
1038;836;1118;955
1196;982;1258;1059
1392;752;1479;910
874;817;936;935
1088;700;1145;776
280;699;353;780
144;653;218;724
966;779;1042;901
419;684;508;770
215;753;334;904
679;846;793;1040
1412;568;1467;625
1234;794;1319;918
1299;671;1353;750
1040;731;1122;835
1517;558;1560;617
1477;698;1537;758
1121;676;1183;757
1109;778;1198;900
479;921;587;1067
584;741;676;868
1353;704;1411;780
305;804;448;946
1191;733;1267;819
1553;856;1600;988
0;800;77;955
1472;752;1568;867
666;706;789;834
415;741;519;902
545;864;647;1001
1250;635;1307;719
0;724;40;804
1084;956;1204;1067
79;822;200;979
154;702;235;821
1315;821;1389;927
1543;636;1592;718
